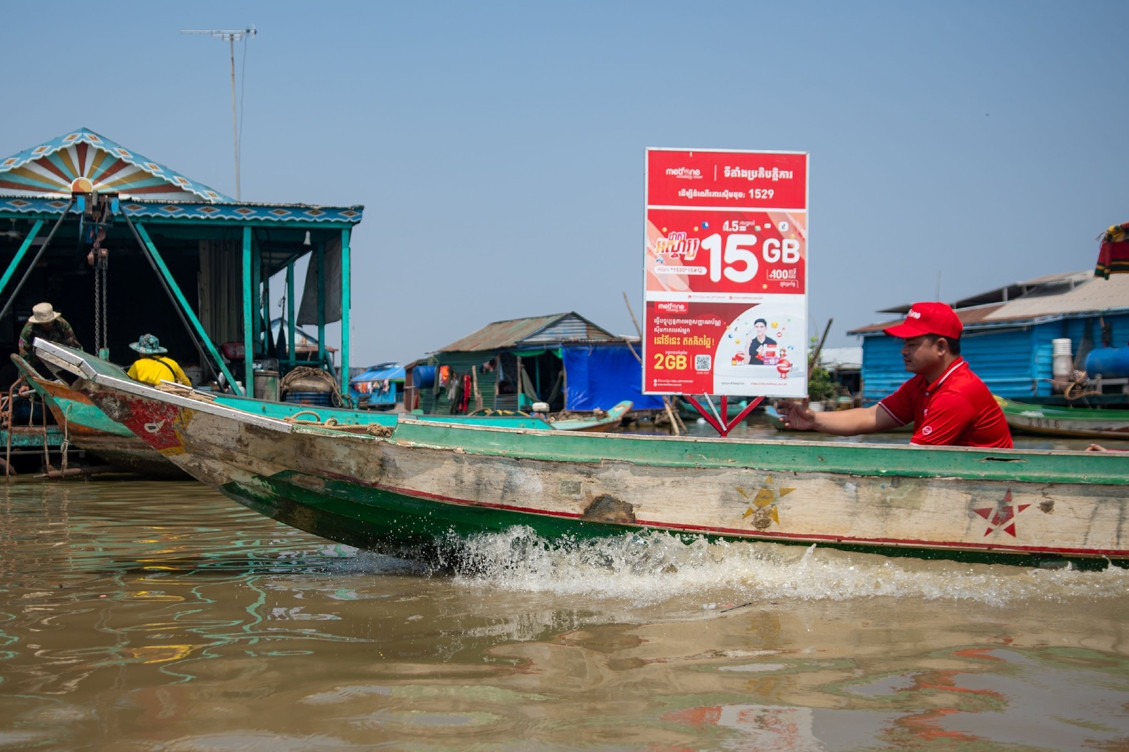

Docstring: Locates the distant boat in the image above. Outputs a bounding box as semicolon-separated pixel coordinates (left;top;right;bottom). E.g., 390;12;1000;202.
542;400;632;431
677;396;758;421
15;356;190;479
36;339;1129;569
996;396;1129;440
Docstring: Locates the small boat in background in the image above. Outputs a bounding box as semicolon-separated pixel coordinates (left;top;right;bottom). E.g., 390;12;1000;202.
544;400;632;432
996;396;1129;440
677;396;759;422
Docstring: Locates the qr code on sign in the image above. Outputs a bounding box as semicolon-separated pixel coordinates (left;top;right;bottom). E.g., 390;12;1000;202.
694;354;711;371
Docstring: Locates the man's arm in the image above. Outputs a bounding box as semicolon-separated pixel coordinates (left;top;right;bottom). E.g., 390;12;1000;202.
17;324;32;355
776;401;902;436
58;319;81;348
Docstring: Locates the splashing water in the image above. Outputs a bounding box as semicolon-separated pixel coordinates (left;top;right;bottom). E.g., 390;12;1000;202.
423;526;1129;609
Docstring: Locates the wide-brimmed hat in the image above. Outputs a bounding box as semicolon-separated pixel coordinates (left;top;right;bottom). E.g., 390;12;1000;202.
883;302;963;340
29;302;61;324
129;333;168;355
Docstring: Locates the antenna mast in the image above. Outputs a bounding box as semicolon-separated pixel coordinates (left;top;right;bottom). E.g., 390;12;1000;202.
181;26;257;200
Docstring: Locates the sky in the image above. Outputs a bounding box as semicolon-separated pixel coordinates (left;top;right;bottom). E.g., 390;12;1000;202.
2;0;1127;369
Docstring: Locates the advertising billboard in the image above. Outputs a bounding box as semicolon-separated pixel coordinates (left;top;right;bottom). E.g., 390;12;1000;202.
643;148;809;397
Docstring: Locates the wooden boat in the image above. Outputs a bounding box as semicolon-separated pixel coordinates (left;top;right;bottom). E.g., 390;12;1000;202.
468;401;632;431
545;400;632;431
996;396;1129;440
36;340;1129;568
29;369;191;479
15;350;625;479
677;396;757;422
18;355;568;478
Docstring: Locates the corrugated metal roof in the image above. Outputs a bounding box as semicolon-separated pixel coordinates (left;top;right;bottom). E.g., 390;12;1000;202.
850;271;1129;336
437;312;619;352
818;346;862;369
983;273;1129;321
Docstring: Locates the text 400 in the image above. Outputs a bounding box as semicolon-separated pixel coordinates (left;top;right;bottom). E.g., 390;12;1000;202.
653;353;688;370
700;233;801;283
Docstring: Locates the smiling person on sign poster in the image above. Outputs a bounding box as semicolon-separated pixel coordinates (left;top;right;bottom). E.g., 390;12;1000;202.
748;318;778;365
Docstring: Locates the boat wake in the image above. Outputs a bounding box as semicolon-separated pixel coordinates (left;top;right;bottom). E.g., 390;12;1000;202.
413;526;1129;609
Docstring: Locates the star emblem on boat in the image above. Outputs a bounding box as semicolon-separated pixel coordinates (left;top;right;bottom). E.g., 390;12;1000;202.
738;477;794;530
973;489;1030;537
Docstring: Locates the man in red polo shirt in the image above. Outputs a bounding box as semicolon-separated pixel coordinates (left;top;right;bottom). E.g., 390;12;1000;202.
777;302;1013;448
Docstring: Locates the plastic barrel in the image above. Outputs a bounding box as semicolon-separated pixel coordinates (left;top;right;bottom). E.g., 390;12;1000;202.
1084;347;1129;379
283;391;332;406
414;365;437;389
253;370;280;401
1051;338;1073;388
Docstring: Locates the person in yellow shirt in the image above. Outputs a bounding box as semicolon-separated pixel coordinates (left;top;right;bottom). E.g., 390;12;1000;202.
126;334;191;386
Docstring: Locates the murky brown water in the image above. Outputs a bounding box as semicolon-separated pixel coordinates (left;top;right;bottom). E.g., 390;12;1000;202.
2;472;1129;751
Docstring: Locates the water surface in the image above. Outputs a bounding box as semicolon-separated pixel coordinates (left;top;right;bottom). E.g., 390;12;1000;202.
1;478;1127;751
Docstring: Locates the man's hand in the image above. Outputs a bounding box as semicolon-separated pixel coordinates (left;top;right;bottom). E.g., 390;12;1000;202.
776;399;816;431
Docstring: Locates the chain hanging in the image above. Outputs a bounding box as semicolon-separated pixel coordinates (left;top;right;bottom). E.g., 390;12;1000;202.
93;250;109;355
86;197;111;358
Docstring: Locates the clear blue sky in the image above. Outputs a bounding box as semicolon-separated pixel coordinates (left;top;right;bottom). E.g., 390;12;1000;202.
3;1;1126;368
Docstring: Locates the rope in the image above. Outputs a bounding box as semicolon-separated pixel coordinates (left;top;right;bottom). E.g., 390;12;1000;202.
279;366;347;407
31;388;51;474
284;409;323;423
2;382;15;481
61;403;71;475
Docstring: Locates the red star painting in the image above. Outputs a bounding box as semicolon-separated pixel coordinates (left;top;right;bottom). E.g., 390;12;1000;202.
973;490;1030;537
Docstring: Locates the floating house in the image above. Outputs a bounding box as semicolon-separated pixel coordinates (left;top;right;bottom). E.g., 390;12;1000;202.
850;271;1129;406
0;128;363;470
413;312;665;415
816;346;862;403
0;128;363;398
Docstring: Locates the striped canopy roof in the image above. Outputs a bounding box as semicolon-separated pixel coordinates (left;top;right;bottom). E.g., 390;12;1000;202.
0;127;232;202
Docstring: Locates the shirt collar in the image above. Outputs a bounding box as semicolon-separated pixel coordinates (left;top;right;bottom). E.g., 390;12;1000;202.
927;357;966;390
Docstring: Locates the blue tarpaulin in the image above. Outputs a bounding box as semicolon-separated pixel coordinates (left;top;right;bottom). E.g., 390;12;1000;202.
561;344;666;411
350;363;405;405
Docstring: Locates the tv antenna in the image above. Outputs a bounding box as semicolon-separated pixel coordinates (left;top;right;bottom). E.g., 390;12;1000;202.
181;26;257;200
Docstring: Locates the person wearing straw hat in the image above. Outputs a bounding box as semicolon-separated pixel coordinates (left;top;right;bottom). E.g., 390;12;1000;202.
126;333;191;387
17;302;81;374
777;302;1012;448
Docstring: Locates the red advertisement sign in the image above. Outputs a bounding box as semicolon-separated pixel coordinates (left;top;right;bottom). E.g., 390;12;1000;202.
643;148;809;397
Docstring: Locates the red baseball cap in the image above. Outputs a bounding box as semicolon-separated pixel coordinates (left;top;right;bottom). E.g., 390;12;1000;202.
883;302;963;339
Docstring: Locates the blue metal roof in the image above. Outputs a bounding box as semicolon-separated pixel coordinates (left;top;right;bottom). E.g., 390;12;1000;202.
0;195;363;225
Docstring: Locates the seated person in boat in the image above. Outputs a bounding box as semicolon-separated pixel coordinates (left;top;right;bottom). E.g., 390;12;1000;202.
776;302;1012;448
18;302;81;375
126;334;191;387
